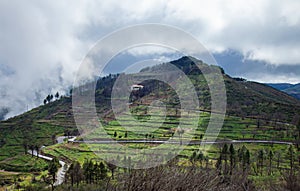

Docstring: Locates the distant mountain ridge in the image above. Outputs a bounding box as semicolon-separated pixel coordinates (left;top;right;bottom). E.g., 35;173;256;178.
266;83;294;91
266;83;300;100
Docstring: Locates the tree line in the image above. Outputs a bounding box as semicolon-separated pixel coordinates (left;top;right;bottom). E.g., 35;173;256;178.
43;92;60;105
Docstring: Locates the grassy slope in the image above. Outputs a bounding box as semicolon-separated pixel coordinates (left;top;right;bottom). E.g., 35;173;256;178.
0;97;76;166
0;56;300;171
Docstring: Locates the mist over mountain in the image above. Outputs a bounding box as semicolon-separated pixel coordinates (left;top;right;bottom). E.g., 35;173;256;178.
2;56;300;124
1;2;300;190
0;108;9;121
1;1;300;121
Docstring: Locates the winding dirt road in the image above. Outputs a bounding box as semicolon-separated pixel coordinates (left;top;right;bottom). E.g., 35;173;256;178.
28;136;76;186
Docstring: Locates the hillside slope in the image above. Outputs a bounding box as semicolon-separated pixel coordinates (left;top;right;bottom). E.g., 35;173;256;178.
139;56;300;120
0;56;300;165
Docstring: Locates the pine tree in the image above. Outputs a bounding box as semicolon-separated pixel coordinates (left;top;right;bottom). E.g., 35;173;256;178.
216;155;222;175
34;144;40;158
68;163;75;187
268;150;273;175
257;149;264;176
67;161;82;187
55;92;59;99
190;151;197;163
48;157;59;190
244;149;250;172
107;162;116;179
198;151;204;167
287;145;295;173
46;95;51;103
222;144;229;175
99;162;107;180
229;144;236;174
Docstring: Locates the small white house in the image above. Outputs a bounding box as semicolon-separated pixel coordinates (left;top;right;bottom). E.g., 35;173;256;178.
131;84;144;91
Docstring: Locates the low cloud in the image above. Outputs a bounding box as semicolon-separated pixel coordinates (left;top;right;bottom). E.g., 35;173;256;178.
0;0;300;118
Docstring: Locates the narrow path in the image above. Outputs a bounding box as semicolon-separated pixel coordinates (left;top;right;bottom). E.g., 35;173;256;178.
69;139;293;145
28;136;76;186
54;160;66;186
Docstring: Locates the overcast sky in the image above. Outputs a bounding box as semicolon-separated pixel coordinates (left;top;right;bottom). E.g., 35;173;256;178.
0;0;300;119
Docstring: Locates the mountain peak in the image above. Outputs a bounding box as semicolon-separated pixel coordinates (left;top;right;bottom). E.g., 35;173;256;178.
170;56;201;66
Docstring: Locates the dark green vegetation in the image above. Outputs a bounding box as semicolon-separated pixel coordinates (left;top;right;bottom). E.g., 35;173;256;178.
0;56;300;190
15;143;300;191
0;97;77;161
135;57;300;122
